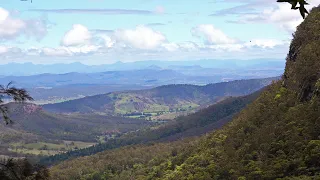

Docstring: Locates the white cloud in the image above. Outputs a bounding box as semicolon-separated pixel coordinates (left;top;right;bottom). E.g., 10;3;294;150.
0;8;9;22
0;8;25;39
41;45;100;56
114;25;167;49
0;46;8;54
42;47;70;56
0;45;23;59
161;42;199;52
207;44;243;52
0;7;47;40
244;39;287;48
61;24;92;46
0;45;22;55
205;38;287;52
66;45;100;54
0;19;290;63
99;35;115;48
162;43;179;52
179;42;199;51
236;1;320;33
191;24;237;45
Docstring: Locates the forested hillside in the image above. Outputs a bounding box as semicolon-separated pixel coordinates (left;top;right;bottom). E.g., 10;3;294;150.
43;77;276;116
50;6;320;180
40;89;261;165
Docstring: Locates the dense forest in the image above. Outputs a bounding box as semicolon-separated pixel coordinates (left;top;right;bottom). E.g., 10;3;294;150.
49;5;320;180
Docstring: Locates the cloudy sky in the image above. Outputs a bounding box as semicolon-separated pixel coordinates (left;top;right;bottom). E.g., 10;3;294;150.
0;0;319;65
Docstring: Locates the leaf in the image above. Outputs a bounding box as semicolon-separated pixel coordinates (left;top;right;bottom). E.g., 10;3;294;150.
277;0;310;19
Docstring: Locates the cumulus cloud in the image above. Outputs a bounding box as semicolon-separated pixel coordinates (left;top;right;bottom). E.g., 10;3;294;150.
161;43;180;52
0;45;23;59
41;47;70;56
191;24;237;45
0;20;290;63
41;45;100;57
161;42;199;52
61;24;92;46
223;0;320;33
114;25;167;49
60;25;166;50
239;3;305;32
99;35;115;48
244;39;287;48
205;38;288;52
0;7;47;40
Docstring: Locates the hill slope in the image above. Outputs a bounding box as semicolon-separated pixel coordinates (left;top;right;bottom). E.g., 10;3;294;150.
0;103;151;143
50;6;320;180
42;77;276;115
40;90;261;165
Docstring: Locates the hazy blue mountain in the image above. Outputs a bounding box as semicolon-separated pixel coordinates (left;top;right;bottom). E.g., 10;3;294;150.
0;67;282;89
0;59;285;76
42;77;278;115
0;60;284;103
0;69;185;88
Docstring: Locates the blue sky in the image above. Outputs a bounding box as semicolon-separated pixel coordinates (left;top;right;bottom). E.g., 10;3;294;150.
0;0;319;64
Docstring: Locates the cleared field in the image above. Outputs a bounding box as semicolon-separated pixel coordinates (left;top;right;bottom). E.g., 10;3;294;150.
8;141;95;156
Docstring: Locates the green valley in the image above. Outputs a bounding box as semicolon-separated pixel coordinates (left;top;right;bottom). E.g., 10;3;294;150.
48;5;320;180
1;1;319;180
43;77;276;120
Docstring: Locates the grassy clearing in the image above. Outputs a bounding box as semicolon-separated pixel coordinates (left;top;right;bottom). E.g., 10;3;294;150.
9;141;95;156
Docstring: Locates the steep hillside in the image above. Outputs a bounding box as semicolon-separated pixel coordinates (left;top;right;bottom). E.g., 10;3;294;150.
43;77;276;115
50;6;320;180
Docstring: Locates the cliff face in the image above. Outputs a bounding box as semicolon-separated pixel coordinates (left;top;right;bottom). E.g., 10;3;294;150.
284;5;320;101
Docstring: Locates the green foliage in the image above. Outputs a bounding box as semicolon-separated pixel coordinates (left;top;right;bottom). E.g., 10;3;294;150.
40;90;259;166
0;82;33;124
0;158;49;180
50;78;319;179
43;77;275;116
277;0;309;19
49;6;320;180
284;5;320;101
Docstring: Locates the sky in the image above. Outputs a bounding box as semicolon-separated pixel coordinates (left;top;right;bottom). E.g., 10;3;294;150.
0;0;319;65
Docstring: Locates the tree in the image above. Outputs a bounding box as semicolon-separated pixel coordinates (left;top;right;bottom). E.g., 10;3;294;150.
0;159;49;180
277;0;310;18
0;82;33;124
0;83;47;180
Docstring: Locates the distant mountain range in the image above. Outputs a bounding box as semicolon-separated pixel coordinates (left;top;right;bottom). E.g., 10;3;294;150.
43;77;278;115
0;59;285;76
0;60;284;103
0;59;284;103
0;68;282;89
